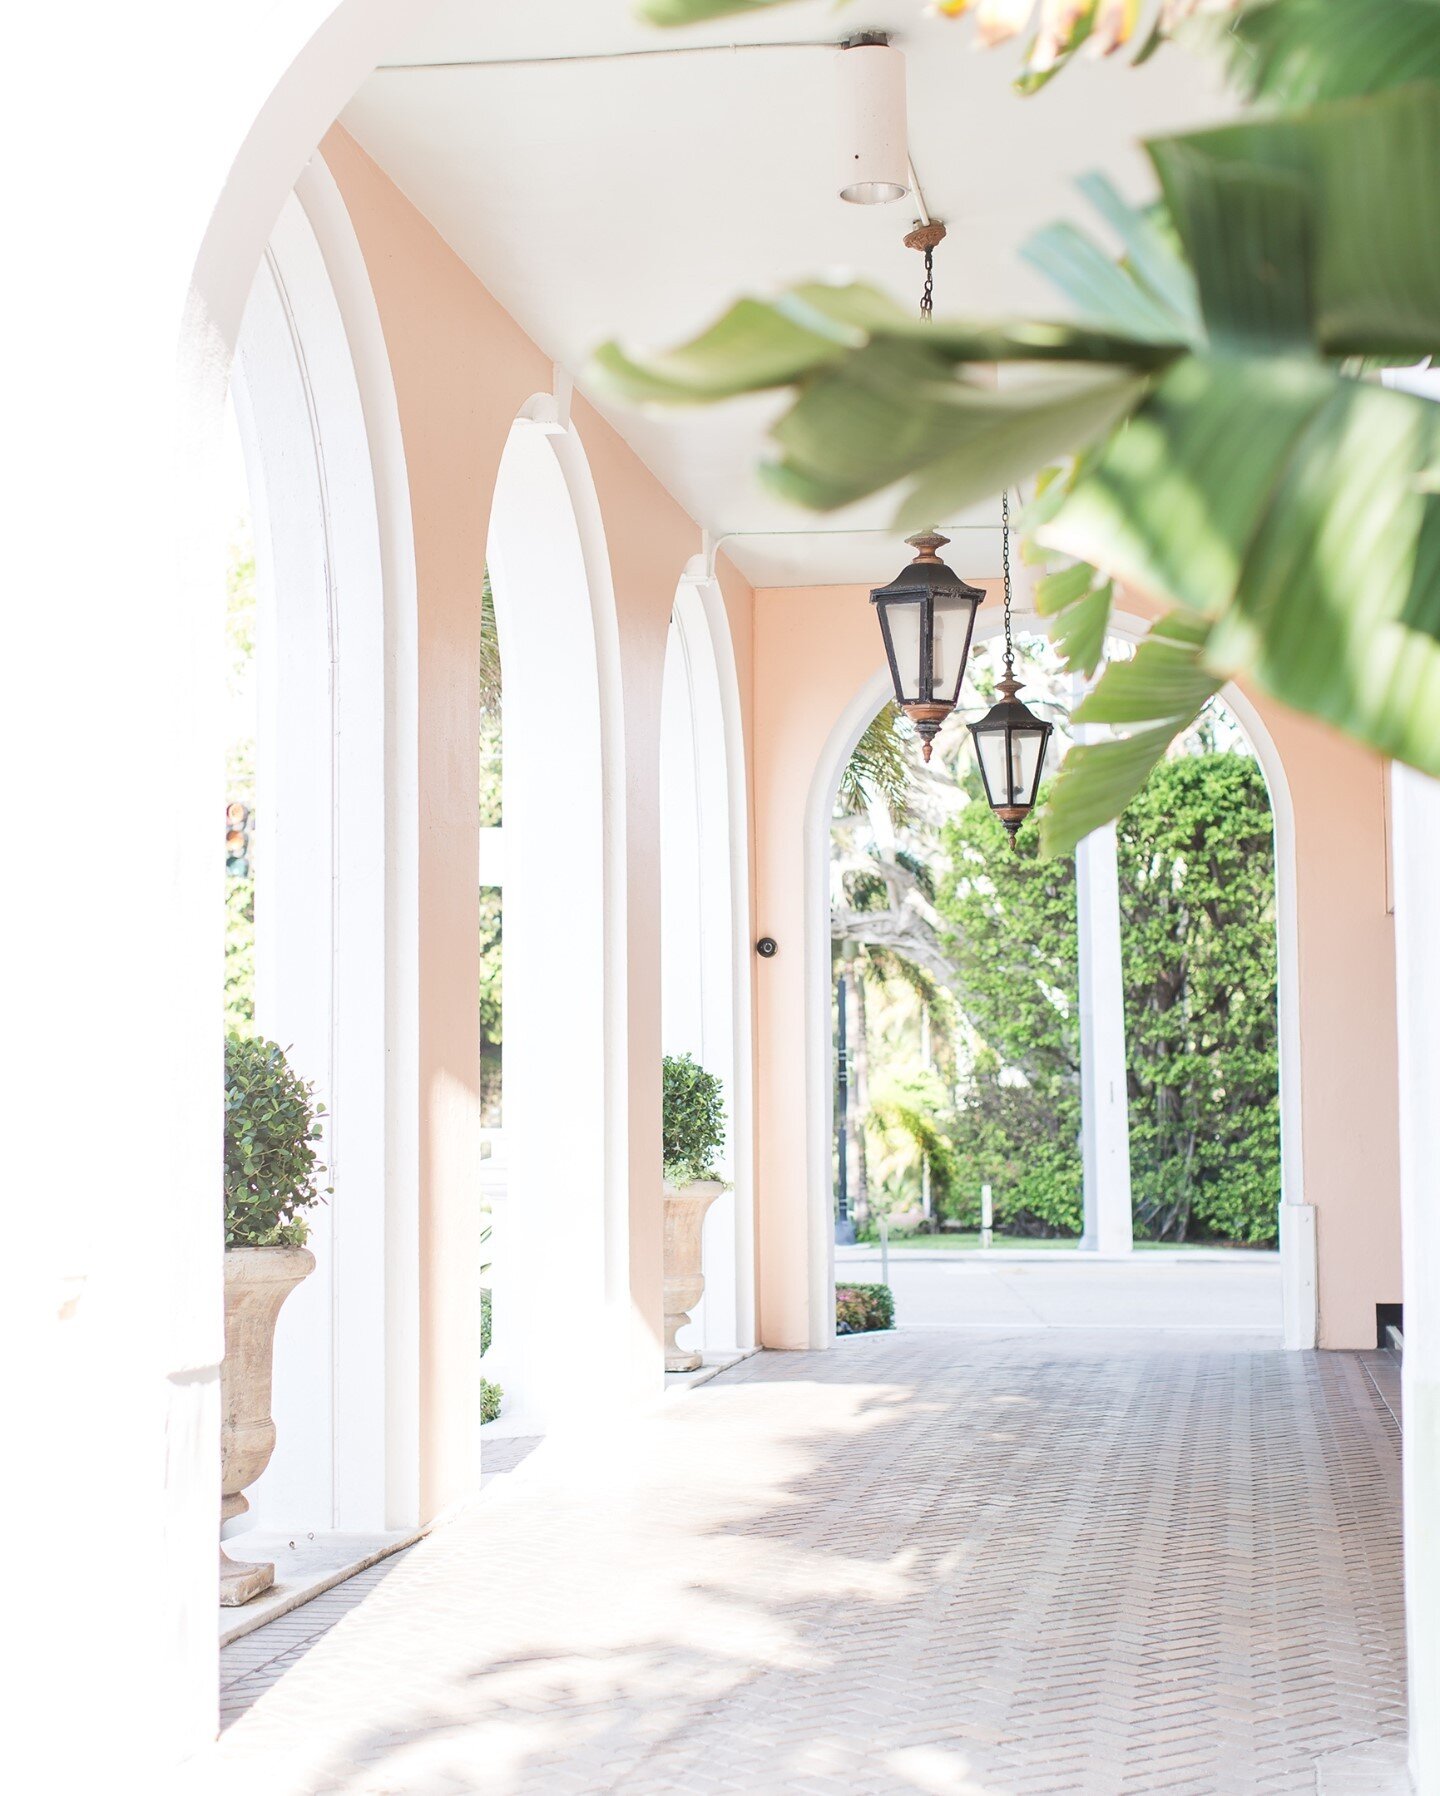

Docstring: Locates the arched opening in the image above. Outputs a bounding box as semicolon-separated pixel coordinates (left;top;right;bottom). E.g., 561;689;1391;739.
659;578;756;1361
483;414;626;1433
225;168;421;1548
810;610;1306;1349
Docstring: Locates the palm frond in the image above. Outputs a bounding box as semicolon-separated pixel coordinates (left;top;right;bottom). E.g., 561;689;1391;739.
837;705;912;822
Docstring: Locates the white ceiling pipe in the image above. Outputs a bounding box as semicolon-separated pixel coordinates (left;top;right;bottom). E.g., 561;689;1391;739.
837;36;910;205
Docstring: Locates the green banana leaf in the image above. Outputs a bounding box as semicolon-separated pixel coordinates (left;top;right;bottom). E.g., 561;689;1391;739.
1072;172;1202;332
1045;356;1440;774
1073;610;1220;724
1022;220;1196;343
1148;85;1440;358
765;348;1150;520
1233;0;1440;106
590;283;1180;410
1039;613;1222;857
596;0;1440;854
1035;565;1114;679
1039;723;1189;857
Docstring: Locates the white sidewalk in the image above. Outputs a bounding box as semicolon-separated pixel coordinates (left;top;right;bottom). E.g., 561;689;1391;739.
836;1245;1283;1333
201;1326;1403;1796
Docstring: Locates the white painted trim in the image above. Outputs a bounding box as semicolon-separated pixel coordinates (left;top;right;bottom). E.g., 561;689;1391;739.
486;414;631;1428
231;172;422;1535
664;578;758;1353
697;575;760;1355
805;667;896;1349
1206;680;1313;1350
546;422;633;1375
297;155;422;1524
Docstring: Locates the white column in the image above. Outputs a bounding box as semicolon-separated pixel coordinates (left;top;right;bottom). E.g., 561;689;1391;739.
1072;669;1133;1255
1390;763;1440;1792
660;590;745;1353
1076;817;1134;1253
232;182;416;1538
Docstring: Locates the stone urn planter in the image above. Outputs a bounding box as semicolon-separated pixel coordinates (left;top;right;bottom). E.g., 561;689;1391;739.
662;1179;724;1372
220;1245;314;1606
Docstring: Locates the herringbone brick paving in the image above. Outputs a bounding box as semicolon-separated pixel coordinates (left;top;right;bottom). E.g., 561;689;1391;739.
202;1331;1405;1795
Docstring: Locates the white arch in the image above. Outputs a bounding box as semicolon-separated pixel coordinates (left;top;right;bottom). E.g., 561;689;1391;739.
485;411;630;1431
229;166;421;1535
1202;682;1311;1347
661;577;757;1354
802;606;1312;1351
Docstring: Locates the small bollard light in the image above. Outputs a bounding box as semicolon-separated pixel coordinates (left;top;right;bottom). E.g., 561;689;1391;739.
980;1182;993;1250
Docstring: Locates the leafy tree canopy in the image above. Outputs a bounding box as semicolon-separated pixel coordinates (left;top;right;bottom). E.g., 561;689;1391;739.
933;749;1278;1241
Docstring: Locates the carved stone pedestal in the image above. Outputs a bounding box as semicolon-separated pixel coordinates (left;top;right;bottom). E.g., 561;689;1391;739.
662;1180;723;1373
220;1246;314;1606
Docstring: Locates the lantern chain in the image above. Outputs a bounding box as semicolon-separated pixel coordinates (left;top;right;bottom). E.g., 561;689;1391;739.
904;219;946;325
1001;487;1015;678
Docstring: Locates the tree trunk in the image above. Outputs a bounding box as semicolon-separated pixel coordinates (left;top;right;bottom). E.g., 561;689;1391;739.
850;969;872;1230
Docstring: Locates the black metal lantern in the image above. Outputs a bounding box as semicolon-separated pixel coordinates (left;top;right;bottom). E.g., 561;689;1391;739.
870;531;986;760
968;492;1053;845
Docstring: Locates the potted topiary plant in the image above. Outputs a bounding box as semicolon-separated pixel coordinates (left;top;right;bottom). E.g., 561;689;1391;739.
220;1032;328;1605
661;1053;727;1373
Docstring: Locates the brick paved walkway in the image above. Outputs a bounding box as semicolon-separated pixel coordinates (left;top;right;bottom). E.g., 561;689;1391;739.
201;1331;1406;1796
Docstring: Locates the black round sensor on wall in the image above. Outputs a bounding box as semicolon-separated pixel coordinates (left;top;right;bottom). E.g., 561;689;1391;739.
756;937;778;959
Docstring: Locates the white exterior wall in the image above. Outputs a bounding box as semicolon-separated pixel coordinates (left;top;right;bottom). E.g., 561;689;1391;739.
1391;764;1440;1795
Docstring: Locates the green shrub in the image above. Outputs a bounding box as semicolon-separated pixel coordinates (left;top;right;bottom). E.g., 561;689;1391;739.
836;1282;895;1335
481;1378;503;1424
662;1053;726;1185
224;1033;328;1248
481;1287;492;1357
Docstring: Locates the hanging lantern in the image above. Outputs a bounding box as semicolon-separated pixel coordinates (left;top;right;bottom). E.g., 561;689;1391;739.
870;531;986;761
969;675;1054;840
968;491;1053;845
868;225;981;762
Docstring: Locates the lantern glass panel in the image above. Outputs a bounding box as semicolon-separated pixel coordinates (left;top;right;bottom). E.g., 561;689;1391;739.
1011;725;1048;806
877;598;922;704
975;725;1010;806
930;594;975;704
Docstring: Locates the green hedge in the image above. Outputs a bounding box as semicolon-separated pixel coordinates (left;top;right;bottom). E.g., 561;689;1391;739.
836;1282;895;1335
937;752;1280;1244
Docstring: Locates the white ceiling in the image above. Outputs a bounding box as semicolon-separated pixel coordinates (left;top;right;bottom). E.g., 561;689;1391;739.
344;0;1230;586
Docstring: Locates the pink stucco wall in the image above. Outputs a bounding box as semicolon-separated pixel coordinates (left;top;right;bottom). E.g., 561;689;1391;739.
326;128;1397;1514
324;128;757;1515
752;583;1401;1351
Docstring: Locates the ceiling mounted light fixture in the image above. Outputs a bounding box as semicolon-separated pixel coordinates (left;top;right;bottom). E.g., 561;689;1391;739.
968;491;1055;847
836;34;909;204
